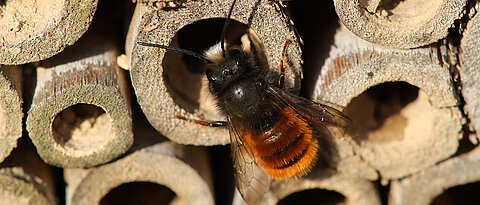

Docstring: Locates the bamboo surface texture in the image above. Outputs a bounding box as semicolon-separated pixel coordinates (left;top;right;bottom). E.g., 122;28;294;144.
0;0;98;65
334;0;468;48
0;0;478;204
0;66;22;163
313;25;463;180
25;6;133;167
0;140;57;205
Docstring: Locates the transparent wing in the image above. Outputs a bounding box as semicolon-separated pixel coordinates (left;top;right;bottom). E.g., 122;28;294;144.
267;86;354;133
229;125;271;204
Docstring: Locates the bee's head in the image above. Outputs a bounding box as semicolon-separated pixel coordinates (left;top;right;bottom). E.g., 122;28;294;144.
204;42;253;94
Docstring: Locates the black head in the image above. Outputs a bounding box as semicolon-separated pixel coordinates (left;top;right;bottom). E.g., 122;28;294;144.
204;44;257;94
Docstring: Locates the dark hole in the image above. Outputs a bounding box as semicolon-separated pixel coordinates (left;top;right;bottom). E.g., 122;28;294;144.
100;182;176;205
277;188;346;205
162;18;249;113
344;81;419;142
431;182;480;205
378;0;406;11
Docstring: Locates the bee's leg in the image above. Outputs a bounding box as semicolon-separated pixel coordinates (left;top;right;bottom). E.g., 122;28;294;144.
278;40;290;90
176;115;228;127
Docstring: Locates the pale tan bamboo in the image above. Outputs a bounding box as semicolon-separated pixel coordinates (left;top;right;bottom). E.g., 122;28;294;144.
334;0;468;48
0;0;98;65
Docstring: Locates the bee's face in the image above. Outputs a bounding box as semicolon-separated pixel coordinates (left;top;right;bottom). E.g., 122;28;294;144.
205;49;250;93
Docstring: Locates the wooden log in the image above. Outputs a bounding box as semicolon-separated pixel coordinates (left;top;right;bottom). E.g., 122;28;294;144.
460;4;480;138
313;25;463;180
334;0;468;48
233;169;381;205
0;66;22;163
0;0;98;65
0;139;57;205
65;142;214;205
128;0;303;145
389;143;480;205
26;14;133;167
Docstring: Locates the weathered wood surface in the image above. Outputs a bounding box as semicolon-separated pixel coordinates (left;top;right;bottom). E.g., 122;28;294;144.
237;169;382;205
128;0;303;145
0;66;22;163
334;0;468;48
460;4;480;140
26;13;133;167
65;142;213;205
314;25;463;180
390;141;480;205
0;0;98;65
0;140;57;205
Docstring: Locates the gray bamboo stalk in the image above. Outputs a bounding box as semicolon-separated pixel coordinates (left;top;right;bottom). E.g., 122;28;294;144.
238;169;382;205
26;18;133;167
0;142;57;205
65;142;214;205
460;4;480;138
313;25;463;180
334;0;468;48
128;0;303;145
390;144;480;205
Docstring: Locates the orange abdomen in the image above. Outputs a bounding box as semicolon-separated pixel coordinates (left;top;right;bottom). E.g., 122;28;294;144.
244;107;318;179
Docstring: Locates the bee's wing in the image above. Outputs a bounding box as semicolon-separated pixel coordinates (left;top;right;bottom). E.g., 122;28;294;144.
229;125;271;204
268;86;354;132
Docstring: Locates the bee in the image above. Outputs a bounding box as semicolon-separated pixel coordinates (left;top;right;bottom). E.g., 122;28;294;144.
138;0;353;203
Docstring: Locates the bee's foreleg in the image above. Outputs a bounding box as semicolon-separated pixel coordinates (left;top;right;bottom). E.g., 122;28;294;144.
278;40;291;89
176;115;228;127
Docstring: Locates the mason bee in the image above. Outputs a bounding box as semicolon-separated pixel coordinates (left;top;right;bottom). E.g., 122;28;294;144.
138;0;353;203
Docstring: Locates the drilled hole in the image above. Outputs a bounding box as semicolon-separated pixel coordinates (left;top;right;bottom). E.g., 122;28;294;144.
52;103;112;151
162;18;251;114
344;82;419;142
431;182;480;205
277;189;346;205
100;182;176;205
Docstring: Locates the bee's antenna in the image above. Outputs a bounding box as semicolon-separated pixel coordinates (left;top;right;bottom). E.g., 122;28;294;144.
137;42;212;64
220;0;237;57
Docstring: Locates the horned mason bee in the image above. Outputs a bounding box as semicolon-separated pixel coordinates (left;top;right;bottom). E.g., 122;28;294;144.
138;0;353;203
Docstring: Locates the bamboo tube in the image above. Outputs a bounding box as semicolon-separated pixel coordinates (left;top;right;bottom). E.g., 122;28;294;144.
0;139;57;205
65;142;214;205
389;144;480;205
0;66;22;163
460;4;480;137
233;169;381;205
128;0;303;145
0;0;98;65
313;25;463;180
25;11;133;167
334;0;468;48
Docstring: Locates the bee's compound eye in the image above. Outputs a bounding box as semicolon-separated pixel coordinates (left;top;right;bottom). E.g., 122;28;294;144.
206;70;217;83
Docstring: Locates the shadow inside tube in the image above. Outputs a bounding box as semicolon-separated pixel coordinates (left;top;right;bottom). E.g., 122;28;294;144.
344;81;419;143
